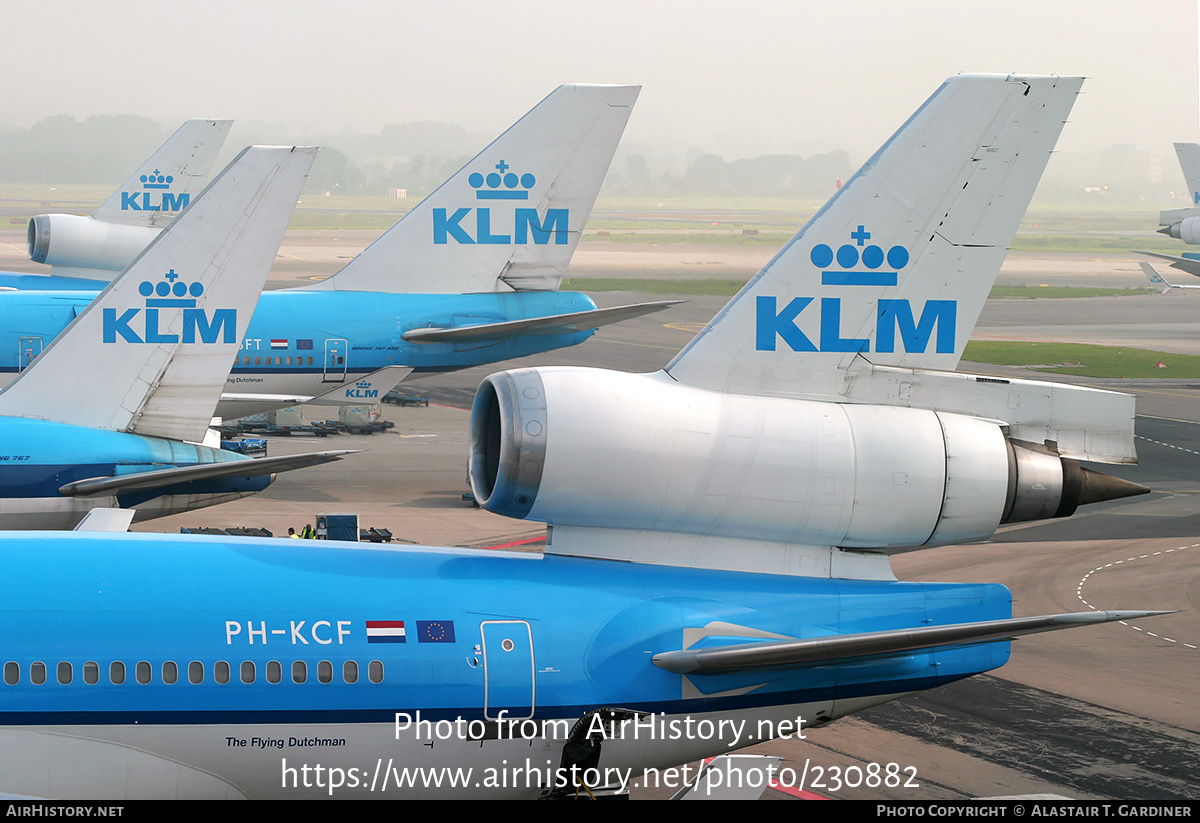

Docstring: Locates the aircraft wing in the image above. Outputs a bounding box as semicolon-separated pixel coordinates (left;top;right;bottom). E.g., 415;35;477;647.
57;450;360;497
1137;251;1200;278
651;610;1169;676
401;300;682;344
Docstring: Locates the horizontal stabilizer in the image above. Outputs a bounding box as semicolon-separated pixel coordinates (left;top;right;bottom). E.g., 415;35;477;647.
58;449;360;497
72;508;136;532
1137;251;1200;279
402;300;681;344
652;610;1171;675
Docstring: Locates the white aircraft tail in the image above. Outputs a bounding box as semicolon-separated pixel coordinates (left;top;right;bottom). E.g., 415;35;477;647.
1175;142;1200;206
0;146;317;442
666;74;1082;397
91;119;233;227
306;84;638;295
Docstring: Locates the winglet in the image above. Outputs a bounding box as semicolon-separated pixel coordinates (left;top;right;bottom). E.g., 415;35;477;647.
1140;261;1178;293
72;508;135;532
217;365;414;417
306;365;414;406
92;119;233;227
0;146;317;443
305;85;638;295
665;75;1083;397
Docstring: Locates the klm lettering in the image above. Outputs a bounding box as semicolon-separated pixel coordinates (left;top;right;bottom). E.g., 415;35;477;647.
103;308;237;344
120;192;190;212
433;208;569;245
755;296;956;354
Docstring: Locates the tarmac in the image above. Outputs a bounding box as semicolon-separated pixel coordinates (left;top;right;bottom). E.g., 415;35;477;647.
0;226;1195;800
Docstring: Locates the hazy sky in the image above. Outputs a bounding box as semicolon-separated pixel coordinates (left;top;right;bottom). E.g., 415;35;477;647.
2;1;1196;162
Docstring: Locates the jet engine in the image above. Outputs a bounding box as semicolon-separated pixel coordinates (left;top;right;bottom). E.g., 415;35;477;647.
1160;215;1200;245
469;368;1147;551
28;215;160;272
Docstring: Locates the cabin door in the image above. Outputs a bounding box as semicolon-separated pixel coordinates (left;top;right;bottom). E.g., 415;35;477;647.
322;338;348;382
480;620;535;721
17;337;42;372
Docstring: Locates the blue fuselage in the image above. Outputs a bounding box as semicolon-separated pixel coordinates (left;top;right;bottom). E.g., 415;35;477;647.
0;418;261;528
0;289;599;398
0;533;1012;797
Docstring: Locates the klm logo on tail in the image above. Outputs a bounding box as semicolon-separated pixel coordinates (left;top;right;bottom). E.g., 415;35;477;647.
756;226;957;354
433;160;568;245
345;381;379;399
103;269;236;344
120;170;190;213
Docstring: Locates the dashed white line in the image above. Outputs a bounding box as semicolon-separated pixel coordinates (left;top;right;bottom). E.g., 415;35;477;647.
1076;543;1195;652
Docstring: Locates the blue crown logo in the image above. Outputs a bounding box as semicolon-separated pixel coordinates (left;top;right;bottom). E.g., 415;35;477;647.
467;160;535;200
811;226;909;286
137;269;203;307
356;381;371;389
140;169;174;190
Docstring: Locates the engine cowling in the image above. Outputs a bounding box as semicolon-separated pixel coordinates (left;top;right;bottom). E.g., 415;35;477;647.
28;214;161;272
1162;215;1200;245
469;368;1147;550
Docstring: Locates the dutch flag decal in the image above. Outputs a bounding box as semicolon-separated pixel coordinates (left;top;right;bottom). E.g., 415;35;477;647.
366;620;406;643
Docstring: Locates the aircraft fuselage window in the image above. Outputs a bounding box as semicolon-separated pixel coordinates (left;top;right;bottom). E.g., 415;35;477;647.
3;658;387;687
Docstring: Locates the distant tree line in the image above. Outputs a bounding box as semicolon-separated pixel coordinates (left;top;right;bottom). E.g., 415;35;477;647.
603;151;853;198
0;115;169;184
7;115;1158;202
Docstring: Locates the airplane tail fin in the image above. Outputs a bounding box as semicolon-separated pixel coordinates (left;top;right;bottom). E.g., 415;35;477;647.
306;84;638;295
91;119;233;227
1175;142;1200;205
0;146;317;443
665;74;1082;397
1141;260;1181;293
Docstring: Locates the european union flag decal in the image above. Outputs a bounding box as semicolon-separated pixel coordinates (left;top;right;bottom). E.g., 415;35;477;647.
297;339;313;350
416;620;456;643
